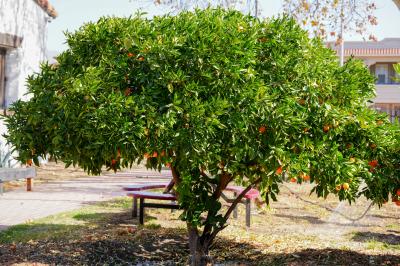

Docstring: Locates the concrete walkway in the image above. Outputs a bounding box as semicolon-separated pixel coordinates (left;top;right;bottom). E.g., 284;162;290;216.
0;169;172;230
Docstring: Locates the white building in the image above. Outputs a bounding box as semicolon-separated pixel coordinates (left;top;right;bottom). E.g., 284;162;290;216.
0;0;57;111
328;38;400;121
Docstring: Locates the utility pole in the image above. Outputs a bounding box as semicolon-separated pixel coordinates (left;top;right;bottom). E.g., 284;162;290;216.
339;0;345;66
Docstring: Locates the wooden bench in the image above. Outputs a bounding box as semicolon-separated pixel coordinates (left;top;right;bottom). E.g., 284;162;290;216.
124;183;259;227
0;167;36;195
123;183;169;218
128;191;179;225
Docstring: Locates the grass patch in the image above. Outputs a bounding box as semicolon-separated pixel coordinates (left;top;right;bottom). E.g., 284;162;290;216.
0;197;131;244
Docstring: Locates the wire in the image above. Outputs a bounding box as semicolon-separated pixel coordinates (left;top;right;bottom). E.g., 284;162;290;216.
281;184;374;223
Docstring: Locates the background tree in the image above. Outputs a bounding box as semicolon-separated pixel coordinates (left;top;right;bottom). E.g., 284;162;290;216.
283;0;378;65
4;8;400;265
134;0;260;17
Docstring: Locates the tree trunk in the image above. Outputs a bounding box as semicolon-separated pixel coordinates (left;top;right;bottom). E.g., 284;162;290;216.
188;225;213;266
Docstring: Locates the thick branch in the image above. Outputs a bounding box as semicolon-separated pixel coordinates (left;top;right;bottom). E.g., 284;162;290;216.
208;177;262;242
164;165;181;194
223;177;262;221
200;172;233;240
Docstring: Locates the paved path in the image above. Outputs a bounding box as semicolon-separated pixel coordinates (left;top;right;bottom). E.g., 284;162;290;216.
0;169;172;230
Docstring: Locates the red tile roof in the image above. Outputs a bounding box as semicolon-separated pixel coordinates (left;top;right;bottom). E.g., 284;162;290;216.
327;38;400;57
33;0;57;18
343;48;400;57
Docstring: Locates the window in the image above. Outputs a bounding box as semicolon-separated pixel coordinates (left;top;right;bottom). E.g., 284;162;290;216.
375;64;388;84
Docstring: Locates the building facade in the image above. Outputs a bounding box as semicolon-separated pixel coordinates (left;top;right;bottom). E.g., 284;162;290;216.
0;0;56;157
0;0;57;110
329;38;400;121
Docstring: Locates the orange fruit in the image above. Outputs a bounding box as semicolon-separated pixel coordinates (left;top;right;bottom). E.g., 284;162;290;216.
26;159;32;166
138;56;145;61
396;189;400;196
258;125;266;134
376;120;383;125
323;125;330;133
368;160;378;168
152;151;158;158
165;162;171;168
342;183;350;190
370;143;377;149
276;166;283;175
302;174;310;181
298;99;306;105
335;185;342;191
290;177;297;183
127;52;135;58
111;159;117;165
160;150;166;157
144;153;150;159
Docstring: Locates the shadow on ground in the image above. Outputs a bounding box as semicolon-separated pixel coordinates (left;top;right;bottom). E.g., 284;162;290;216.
352;231;400;245
0;206;399;265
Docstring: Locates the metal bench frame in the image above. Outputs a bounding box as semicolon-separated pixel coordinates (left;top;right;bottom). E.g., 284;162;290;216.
125;183;259;227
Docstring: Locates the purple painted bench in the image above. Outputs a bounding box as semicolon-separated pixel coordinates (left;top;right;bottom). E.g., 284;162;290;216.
124;183;260;227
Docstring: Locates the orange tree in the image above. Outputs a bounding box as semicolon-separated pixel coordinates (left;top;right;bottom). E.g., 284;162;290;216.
4;8;400;265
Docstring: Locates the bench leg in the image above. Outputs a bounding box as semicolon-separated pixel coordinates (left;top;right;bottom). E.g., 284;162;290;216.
233;192;238;219
245;198;251;228
139;198;144;225
132;197;138;218
171;200;175;213
26;178;32;192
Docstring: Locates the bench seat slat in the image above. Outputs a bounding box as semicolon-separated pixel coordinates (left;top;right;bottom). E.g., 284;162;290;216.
123;183;168;191
128;191;177;201
225;186;260;199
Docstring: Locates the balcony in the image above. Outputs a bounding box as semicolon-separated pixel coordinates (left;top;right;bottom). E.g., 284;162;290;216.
374;84;400;104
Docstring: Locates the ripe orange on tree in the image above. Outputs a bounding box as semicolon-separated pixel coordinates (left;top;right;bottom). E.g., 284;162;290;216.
290;177;297;183
127;52;135;58
323;124;330;133
342;183;350;190
302;174;310;181
258;125;266;134
368;160;378;168
276;166;283;175
396;188;400;196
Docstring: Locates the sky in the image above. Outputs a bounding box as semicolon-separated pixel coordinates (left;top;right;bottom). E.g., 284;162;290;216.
47;0;400;53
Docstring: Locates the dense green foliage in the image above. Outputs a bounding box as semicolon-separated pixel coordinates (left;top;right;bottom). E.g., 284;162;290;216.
4;9;399;247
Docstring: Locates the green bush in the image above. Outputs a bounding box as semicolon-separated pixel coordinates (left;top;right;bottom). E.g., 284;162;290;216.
4;8;399;264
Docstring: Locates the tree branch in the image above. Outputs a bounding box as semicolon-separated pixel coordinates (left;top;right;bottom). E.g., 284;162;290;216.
208;177;262;242
200;171;233;240
164;165;181;194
